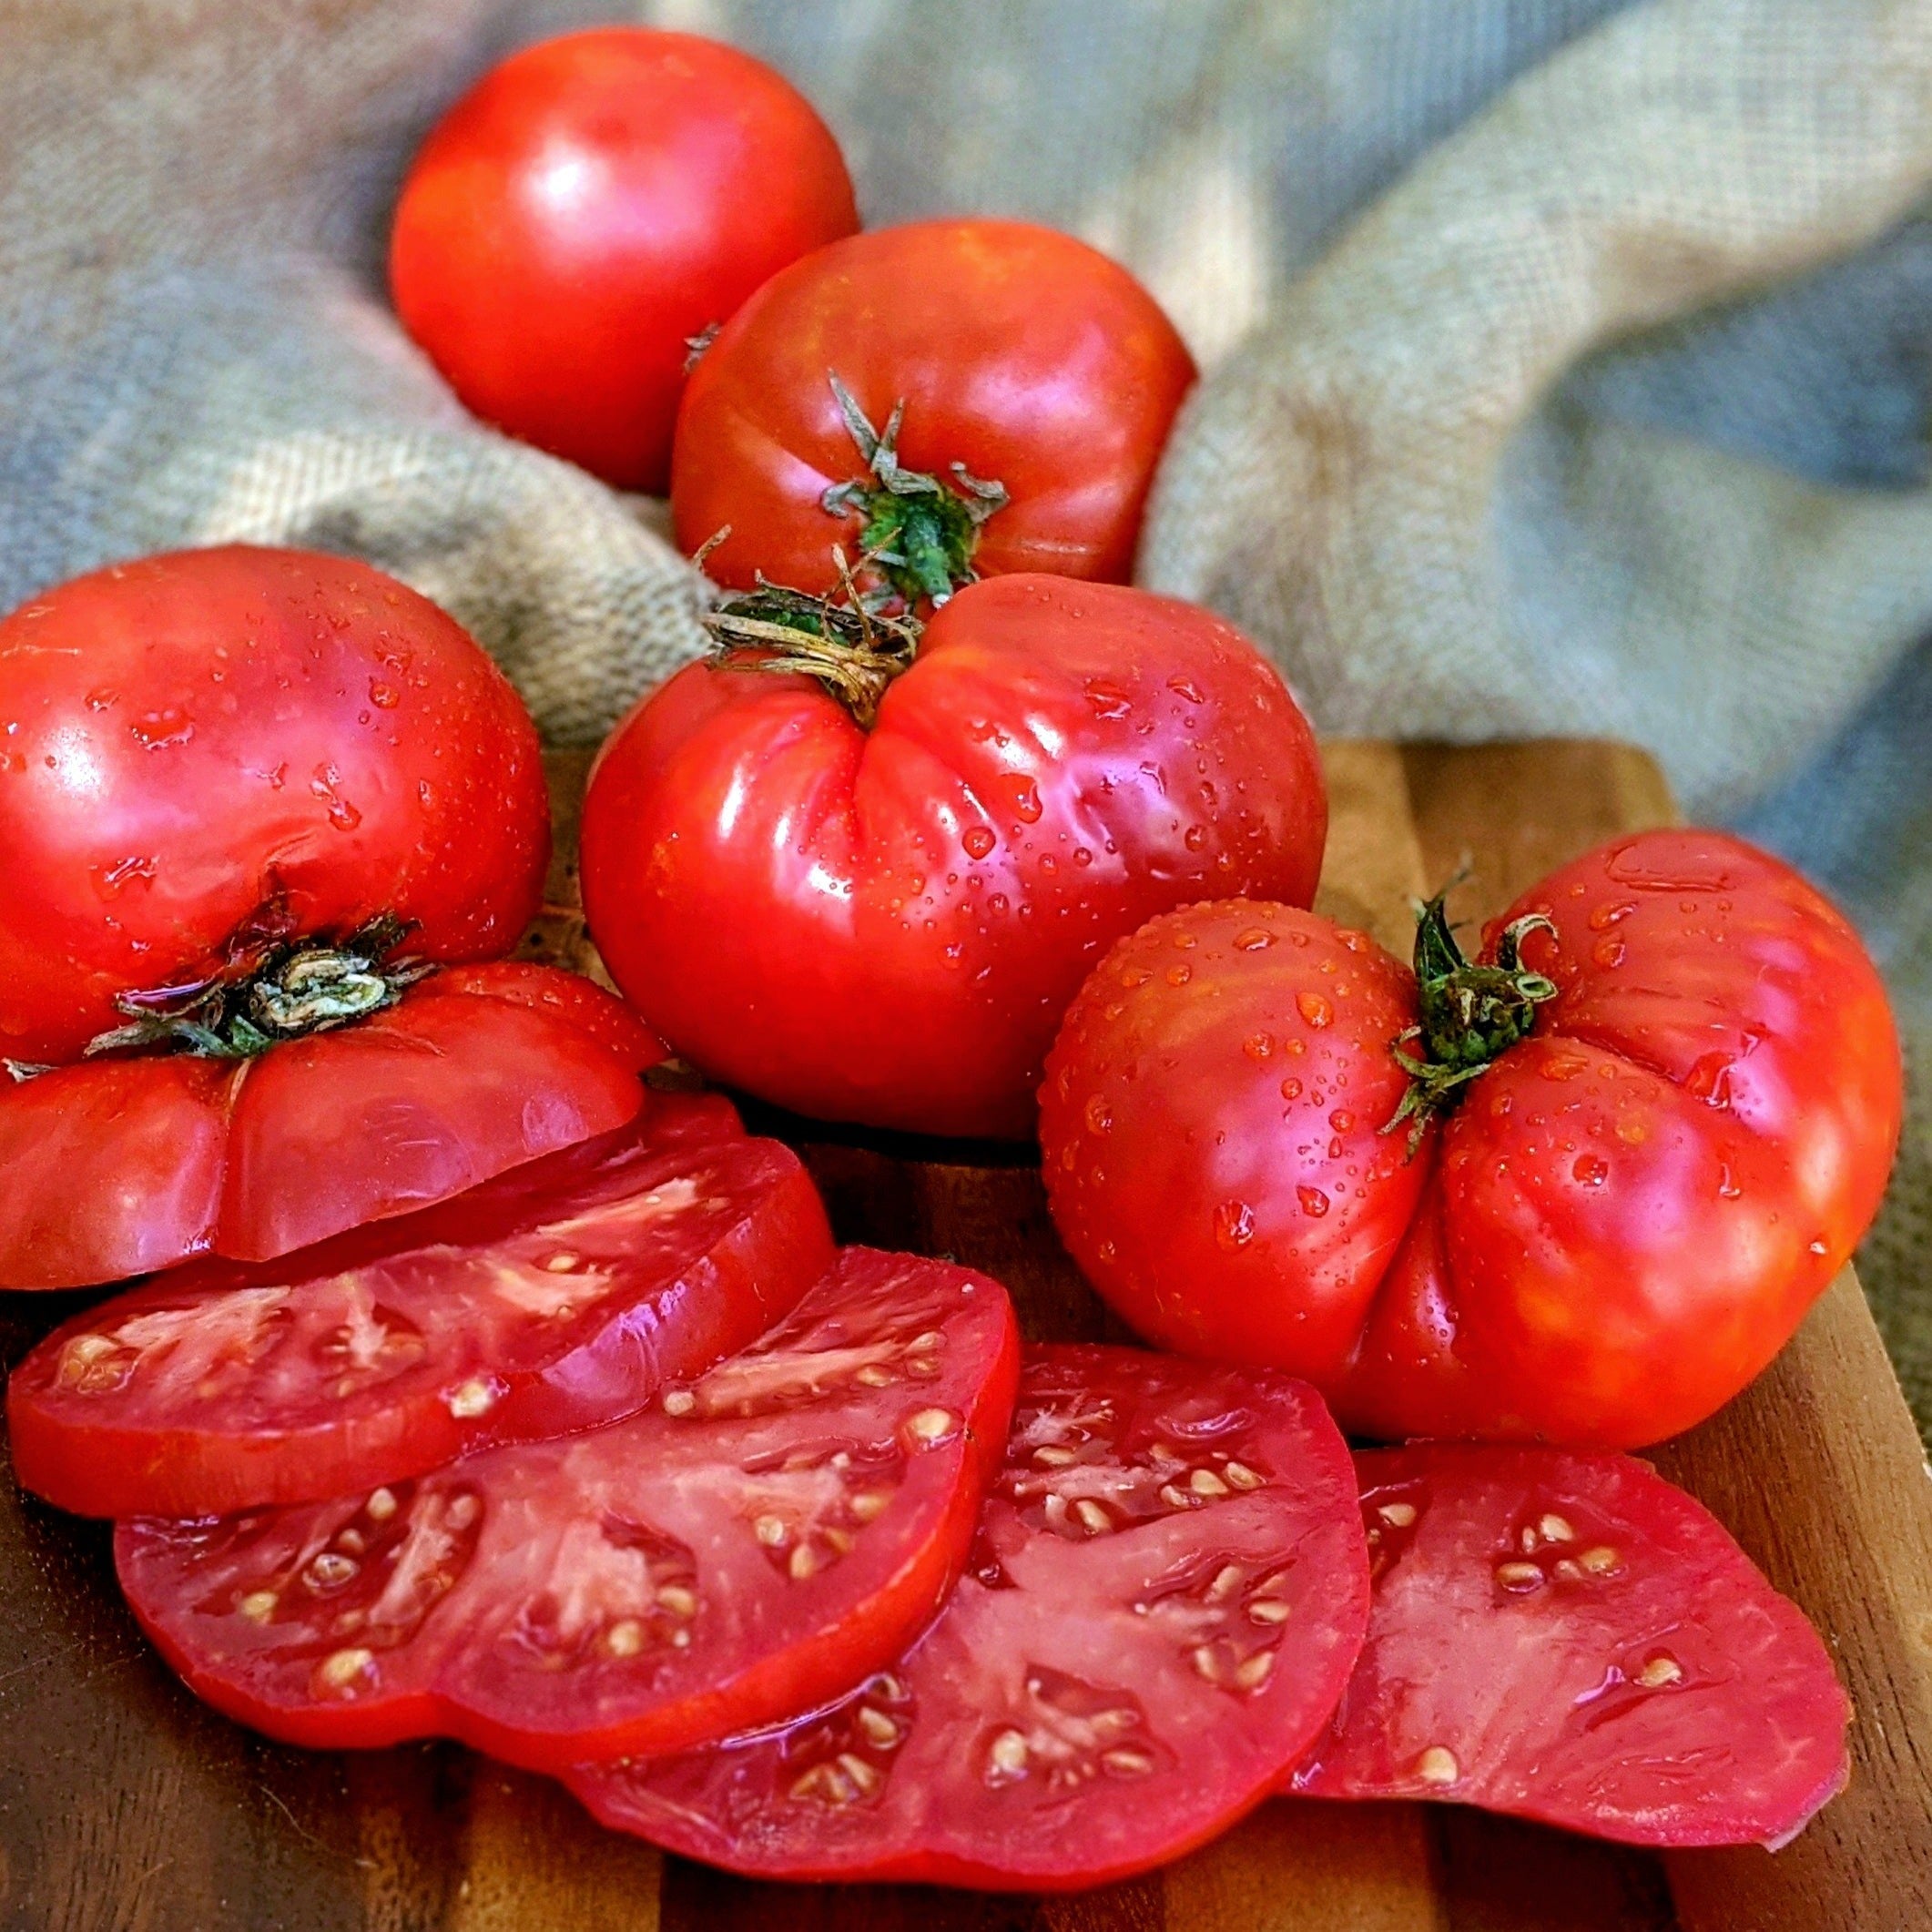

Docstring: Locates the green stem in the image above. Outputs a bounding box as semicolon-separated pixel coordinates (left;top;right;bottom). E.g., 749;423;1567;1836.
1380;884;1559;1154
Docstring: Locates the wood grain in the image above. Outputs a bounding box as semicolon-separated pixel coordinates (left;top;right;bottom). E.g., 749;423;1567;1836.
2;738;1925;1930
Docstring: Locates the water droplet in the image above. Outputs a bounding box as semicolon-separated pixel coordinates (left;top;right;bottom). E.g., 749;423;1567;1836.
1119;966;1152;989
1280;1077;1303;1101
1589;900;1637;931
1083;681;1133;720
1165;963;1192;987
1571;1154;1609;1187
1083;1095;1113;1136
369;679;400;709
129;706;193;749
1183;824;1207;851
962;826;996;860
1716;1162;1742;1200
1296;1185;1330;1219
1233;927;1274;951
94;854;158;900
1243;1032;1274;1062
1296;991;1333;1029
1329;1109;1355;1133
1167;674;1205;704
1072;847;1093;867
85;686;119;711
1004;775;1042;823
1214;1200;1256;1249
1592;936;1626;969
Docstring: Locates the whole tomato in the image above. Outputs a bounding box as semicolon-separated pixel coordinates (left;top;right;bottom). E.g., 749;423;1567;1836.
671;219;1196;603
0;545;547;1064
1040;830;1904;1448
0;546;662;1289
391;28;859;493
579;574;1326;1138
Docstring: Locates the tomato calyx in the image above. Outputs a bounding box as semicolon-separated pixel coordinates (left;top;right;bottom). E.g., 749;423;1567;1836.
1382;888;1558;1153
82;911;435;1063
819;373;1008;605
701;557;921;731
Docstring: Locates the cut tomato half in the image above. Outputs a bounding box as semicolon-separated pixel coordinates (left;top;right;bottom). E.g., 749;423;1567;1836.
1288;1447;1850;1848
570;1343;1367;1891
11;1093;831;1516
113;1247;1019;1772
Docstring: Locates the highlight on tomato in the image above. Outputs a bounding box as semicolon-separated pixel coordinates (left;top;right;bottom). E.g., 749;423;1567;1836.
0;544;657;1289
391;28;859;493
671;219;1196;603
580;572;1327;1138
1040;829;1903;1448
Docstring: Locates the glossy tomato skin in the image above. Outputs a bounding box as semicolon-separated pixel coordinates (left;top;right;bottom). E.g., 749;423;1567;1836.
113;1249;1019;1769
1042;830;1903;1448
0;965;653;1290
0;546;547;1067
1291;1448;1849;1847
1041;902;1427;1382
672;219;1196;593
12;1093;831;1518
580;575;1327;1137
391;29;858;493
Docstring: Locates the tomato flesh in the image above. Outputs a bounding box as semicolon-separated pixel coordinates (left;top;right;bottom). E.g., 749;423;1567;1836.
1290;1447;1849;1848
391;28;858;493
11;1093;832;1515
582;574;1327;1138
0;546;547;1067
672;219;1195;595
0;966;656;1290
113;1248;1019;1771
570;1344;1367;1891
1042;830;1904;1446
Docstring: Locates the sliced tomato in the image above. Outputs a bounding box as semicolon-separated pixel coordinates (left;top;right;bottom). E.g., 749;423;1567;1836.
113;1248;1020;1773
0;964;659;1290
1288;1447;1849;1848
11;1093;832;1516
570;1344;1367;1891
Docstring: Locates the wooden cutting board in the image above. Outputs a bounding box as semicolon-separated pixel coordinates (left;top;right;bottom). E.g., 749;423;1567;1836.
4;738;1929;1932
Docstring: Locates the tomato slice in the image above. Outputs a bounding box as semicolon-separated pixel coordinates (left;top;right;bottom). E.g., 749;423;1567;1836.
1288;1447;1850;1848
112;1248;1020;1773
10;1093;831;1516
570;1344;1368;1890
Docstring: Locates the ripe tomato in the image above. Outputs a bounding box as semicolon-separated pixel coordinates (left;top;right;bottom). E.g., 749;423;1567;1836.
580;574;1326;1137
0;961;657;1291
11;1091;831;1517
391;28;858;493
1042;830;1903;1447
672;219;1195;603
571;1344;1368;1890
0;545;547;1066
114;1248;1020;1772
1291;1447;1848;1848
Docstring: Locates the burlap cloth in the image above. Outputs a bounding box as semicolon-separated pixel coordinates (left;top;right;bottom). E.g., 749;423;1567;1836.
5;1;1928;1433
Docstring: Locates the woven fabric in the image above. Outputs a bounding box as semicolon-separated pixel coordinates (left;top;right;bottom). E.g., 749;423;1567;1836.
4;0;1928;1429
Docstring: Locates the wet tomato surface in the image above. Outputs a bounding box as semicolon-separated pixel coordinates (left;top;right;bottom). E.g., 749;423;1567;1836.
672;219;1195;602
570;1344;1367;1890
1290;1447;1850;1848
1042;830;1903;1446
391;28;857;493
12;1092;832;1515
0;546;547;1067
0;962;658;1290
114;1247;1018;1771
581;574;1326;1138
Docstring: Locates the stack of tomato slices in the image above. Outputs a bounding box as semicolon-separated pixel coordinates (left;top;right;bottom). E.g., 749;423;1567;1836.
10;1103;1849;1890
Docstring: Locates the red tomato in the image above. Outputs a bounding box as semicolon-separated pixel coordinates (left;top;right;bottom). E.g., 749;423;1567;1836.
0;963;656;1290
1291;1447;1848;1848
672;219;1196;602
1041;830;1904;1447
571;1344;1368;1890
390;28;858;493
113;1248;1019;1772
10;1092;832;1516
580;575;1326;1137
0;545;547;1066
